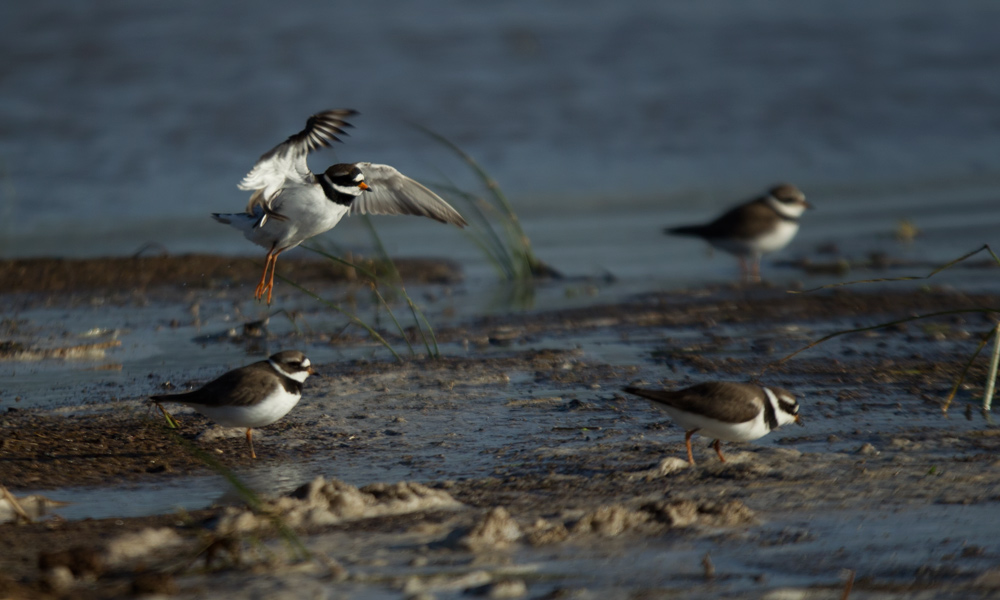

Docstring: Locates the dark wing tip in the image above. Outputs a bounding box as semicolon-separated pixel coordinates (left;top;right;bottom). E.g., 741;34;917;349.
622;386;646;396
665;225;701;236
622;385;677;406
316;108;359;118
297;109;360;151
312;109;359;129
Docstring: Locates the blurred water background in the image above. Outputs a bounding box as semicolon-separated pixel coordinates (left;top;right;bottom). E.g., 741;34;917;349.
1;0;999;283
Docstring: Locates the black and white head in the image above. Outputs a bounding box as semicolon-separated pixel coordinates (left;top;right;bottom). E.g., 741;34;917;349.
268;350;315;383
765;184;811;219
321;163;372;198
763;385;801;429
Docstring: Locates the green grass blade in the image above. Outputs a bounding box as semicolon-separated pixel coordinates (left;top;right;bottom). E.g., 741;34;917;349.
412;123;554;279
154;402;181;429
276;274;402;362
461;228;514;279
359;214;401;282
793;244;1000;294
405;294;440;357
984;323;1000;411
411;125;520;224
763;307;1000;376
776;245;1000;415
160;428;310;561
367;282;415;355
942;327;995;413
358;215;433;355
302;245;440;357
425;180;517;275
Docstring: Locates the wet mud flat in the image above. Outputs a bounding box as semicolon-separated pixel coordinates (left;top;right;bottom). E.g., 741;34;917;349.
0;254;462;295
3;266;1000;598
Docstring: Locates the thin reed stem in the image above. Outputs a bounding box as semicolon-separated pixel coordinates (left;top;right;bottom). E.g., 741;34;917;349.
942;327;995;413
763;308;1000;376
276;275;402;362
792;244;1000;294
160;428;310;561
773;244;1000;414
412;123;557;280
301;246;439;357
984;323;1000;411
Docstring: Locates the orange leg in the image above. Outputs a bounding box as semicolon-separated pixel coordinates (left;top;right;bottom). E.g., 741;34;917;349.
684;430;697;465
254;247;283;305
254;248;275;301
264;249;283;305
245;428;257;459
713;439;727;463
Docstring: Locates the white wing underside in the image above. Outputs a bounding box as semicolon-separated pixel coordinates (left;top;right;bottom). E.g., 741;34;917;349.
236;110;355;214
239;150;312;207
349;163;468;226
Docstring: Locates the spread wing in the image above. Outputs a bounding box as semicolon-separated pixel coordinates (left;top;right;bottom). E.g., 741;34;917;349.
624;382;763;423
238;110;357;212
349;163;468;227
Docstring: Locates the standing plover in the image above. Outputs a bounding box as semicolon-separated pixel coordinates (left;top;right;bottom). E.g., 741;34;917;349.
151;350;315;458
666;184;810;282
623;381;801;464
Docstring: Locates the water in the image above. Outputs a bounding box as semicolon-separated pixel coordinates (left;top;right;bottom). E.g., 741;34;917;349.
1;1;999;275
4;0;1000;535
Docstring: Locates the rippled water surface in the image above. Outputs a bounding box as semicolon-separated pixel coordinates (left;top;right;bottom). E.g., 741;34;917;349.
1;1;998;277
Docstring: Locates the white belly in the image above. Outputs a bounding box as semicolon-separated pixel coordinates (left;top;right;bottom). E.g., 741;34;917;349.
659;406;770;442
245;185;349;251
189;388;301;429
751;220;799;255
708;221;799;258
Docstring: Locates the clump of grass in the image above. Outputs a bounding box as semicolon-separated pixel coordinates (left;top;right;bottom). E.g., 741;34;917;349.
763;244;1000;413
412;124;560;282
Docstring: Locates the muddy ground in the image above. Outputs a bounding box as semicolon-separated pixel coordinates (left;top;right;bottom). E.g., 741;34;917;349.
2;257;1000;599
0;254;462;295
